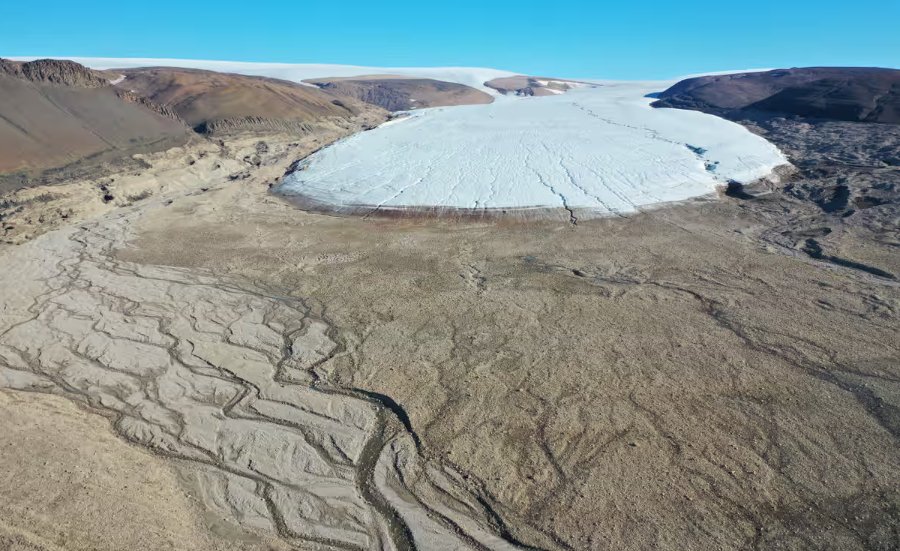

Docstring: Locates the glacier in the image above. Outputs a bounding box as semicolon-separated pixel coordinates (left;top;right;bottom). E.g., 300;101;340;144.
29;58;787;215
278;83;787;215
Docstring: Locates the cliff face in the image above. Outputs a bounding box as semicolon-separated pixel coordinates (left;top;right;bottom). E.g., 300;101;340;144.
0;58;109;88
653;67;900;124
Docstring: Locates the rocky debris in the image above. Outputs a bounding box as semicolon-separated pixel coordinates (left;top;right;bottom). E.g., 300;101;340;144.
740;117;900;170
732;117;900;280
740;117;900;211
228;170;251;181
98;182;115;203
654;68;900;280
0;58;108;88
652;67;900;124
330;98;352;110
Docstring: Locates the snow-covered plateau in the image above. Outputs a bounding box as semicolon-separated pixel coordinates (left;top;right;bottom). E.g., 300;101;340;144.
27;58;788;215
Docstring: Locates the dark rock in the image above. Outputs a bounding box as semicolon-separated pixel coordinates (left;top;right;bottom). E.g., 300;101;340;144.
724;180;754;200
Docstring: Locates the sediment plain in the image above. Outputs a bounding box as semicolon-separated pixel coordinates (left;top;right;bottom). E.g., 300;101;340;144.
0;63;898;551
0;131;896;550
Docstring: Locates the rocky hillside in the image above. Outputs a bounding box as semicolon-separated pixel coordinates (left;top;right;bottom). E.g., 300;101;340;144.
306;76;493;111
0;58;108;88
0;59;192;188
116;67;385;134
653;67;900;124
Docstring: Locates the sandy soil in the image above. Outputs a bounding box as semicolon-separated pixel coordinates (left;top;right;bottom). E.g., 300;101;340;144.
0;122;898;550
0;390;289;551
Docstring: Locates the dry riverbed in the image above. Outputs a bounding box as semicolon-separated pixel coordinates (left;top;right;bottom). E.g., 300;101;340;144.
1;122;898;550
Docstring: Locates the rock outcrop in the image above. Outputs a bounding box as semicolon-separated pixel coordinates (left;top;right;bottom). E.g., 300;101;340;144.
114;88;184;121
0;58;108;88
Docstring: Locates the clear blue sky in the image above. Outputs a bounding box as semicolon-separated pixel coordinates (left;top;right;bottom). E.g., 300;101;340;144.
1;1;898;79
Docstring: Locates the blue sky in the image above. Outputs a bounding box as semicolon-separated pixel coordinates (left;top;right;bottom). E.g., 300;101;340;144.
1;1;897;79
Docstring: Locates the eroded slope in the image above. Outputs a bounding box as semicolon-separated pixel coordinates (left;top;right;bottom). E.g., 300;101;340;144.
116;67;384;134
0;59;191;188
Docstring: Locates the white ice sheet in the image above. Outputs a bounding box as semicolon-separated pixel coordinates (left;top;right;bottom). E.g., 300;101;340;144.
279;84;786;213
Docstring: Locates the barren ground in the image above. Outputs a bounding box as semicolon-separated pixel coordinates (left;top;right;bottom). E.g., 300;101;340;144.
0;120;897;550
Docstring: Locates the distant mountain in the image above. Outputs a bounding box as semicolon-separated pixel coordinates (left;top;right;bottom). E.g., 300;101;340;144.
0;59;191;184
305;76;493;111
114;67;383;134
653;67;900;124
484;75;591;97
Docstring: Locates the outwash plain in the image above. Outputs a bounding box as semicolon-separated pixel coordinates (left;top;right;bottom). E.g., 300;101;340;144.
0;58;898;551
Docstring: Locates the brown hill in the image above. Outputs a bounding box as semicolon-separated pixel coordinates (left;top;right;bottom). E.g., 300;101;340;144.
652;67;900;124
0;59;192;185
305;76;494;111
115;67;383;134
